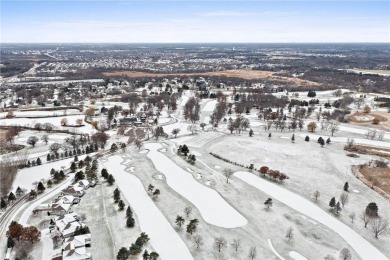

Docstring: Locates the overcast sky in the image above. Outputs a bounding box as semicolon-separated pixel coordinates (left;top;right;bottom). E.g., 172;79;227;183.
1;1;389;43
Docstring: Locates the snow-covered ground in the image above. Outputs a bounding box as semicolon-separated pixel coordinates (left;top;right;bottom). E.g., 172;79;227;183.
144;143;247;228
235;171;388;260
12;154;93;191
0;115;95;134
103;155;193;260
202;100;217;112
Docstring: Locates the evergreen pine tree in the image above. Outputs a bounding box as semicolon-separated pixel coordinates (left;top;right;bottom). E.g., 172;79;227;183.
126;216;135;228
47;154;51;162
336;201;342;214
142;250;149;260
114;188;121;203
118;200;125;210
36;157;42;165
8;192;16;202
344;182;349;191
329;197;336;208
305;135;310;142
107;174;115;185
1;197;7;209
37;182;46;193
70;162;77;172
126;206;133;218
7;237;14;248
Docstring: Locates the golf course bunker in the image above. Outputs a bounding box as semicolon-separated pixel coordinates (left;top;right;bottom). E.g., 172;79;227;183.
144;143;247;228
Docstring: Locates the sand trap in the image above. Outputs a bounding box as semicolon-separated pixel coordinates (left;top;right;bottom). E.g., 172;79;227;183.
139;149;149;154
187;168;194;172
196;173;202;179
289;251;308;260
214;165;221;169
156;174;164;180
353;190;360;193
205;180;211;186
160;148;167;153
129;166;135;172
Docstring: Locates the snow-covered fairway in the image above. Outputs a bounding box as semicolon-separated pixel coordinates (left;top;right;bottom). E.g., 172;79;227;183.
144;143;247;228
235;171;388;260
103;155;193;260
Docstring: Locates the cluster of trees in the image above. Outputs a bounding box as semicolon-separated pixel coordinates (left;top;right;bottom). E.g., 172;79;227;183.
46;142;100;164
101;168;115;185
209;152;253;170
0;190;19;209
25;157;42;168
114;188;126;211
117;233;158;260
227;116;250;134
317;137;331;147
49;168;66;183
6;221;41;245
147;184;160;199
183;97;200;123
258;166;289;182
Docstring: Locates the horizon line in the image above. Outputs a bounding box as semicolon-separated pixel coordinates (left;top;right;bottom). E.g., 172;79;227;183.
1;42;390;44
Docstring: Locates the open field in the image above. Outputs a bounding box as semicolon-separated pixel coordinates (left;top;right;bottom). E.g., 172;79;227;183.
348;69;390;76
103;69;320;86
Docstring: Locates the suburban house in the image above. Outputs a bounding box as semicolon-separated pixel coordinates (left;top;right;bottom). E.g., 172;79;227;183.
55;195;80;205
76;180;90;190
56;220;84;238
63;234;91;249
49;203;73;216
62;245;92;260
61;186;85;197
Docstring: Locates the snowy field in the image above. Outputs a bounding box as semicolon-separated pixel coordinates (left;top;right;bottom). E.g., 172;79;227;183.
0;109;82;118
12;154;93;191
0;115;96;134
103;155;193;260
144;143;247;228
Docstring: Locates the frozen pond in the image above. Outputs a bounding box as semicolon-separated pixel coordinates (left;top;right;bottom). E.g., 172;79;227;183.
144;143;247;228
235;171;388;260
103;156;193;260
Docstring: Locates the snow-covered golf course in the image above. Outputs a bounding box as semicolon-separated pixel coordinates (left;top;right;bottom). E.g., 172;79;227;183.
235;171;388;260
103;155;193;260
144;142;247;228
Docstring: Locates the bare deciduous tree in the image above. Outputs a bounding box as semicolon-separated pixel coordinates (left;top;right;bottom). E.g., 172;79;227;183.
41;134;49;145
339;248;352;260
286;227;294;241
134;139;143;150
360;211;371;228
231;239;241;252
340;193;349;207
248;246;257;260
329;121;340;136
370;217;388;238
223;168;233;184
349;213;356;223
213;236;227;252
313;190;320;201
49;143;62;155
184;206;192;218
193;234;204;249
